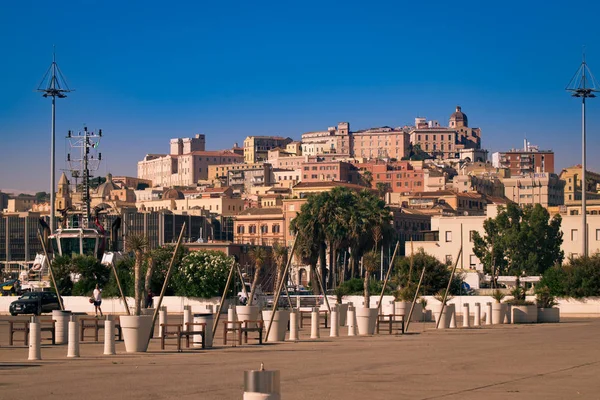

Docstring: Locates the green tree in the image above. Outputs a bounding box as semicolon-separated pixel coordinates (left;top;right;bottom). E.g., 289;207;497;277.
540;255;600;298
125;234;150;315
362;250;379;307
472;203;563;278
272;242;288;293
71;255;111;296
49;255;75;296
172;250;236;298
35;192;49;203
375;182;391;199
394;250;463;295
248;246;268;305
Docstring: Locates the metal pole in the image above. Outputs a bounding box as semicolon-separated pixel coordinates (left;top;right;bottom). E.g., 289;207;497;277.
436;246;462;329
38;233;63;311
582;95;587;257
264;237;297;343
313;264;331;312
377;241;400;311
50;96;56;232
236;263;248;298
405;265;426;332
213;260;236;337
111;261;130;315
148;222;186;346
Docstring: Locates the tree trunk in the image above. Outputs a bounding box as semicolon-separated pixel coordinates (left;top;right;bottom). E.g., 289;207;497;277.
319;242;327;290
248;264;262;306
309;263;319;295
274;264;282;296
143;255;154;308
134;250;142;316
364;270;370;308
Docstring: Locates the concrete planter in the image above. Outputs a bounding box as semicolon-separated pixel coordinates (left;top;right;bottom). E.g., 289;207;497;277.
537;307;560;323
381;301;395;321
120;315;153;353
433;304;453;329
236;305;260;329
423;309;433;322
492;303;504;325
262;310;290;342
511;305;538;324
394;301;412;321
411;303;423;322
336;303;348;326
356;307;378;335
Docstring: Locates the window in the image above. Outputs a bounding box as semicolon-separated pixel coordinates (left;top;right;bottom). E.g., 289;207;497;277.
571;229;578;241
596;229;600;241
237;225;245;234
445;255;452;265
249;225;257;234
469;230;476;242
273;225;280;233
445;231;452;242
469;255;478;270
261;225;268;234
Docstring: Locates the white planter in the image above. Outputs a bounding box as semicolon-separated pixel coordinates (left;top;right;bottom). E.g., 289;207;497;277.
492;303;504;325
236;305;260;329
538;308;560;323
511;305;538;324
337;303;348;326
382;301;395;321
410;303;423;322
423;309;433;322
355;307;378;335
120;315;153;353
433;304;452;329
394;301;412;321
262;310;290;342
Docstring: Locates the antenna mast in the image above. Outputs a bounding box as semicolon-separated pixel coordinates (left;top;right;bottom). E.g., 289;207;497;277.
36;48;73;232
66;127;102;228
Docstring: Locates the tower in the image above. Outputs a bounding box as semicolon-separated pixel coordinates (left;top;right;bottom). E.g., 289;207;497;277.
449;106;468;128
55;172;72;211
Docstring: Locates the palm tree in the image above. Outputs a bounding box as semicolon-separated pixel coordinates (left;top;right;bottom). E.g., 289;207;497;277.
363;170;373;188
362;251;379;308
248;246;267;306
272;242;288;293
125;234;150;315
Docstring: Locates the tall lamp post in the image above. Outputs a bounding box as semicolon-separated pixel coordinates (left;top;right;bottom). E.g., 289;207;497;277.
566;53;598;257
36;49;72;232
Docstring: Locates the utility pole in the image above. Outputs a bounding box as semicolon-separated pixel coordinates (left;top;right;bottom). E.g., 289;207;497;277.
37;48;72;232
566;51;598;257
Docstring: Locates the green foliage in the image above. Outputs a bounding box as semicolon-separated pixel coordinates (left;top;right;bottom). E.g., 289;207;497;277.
50;255;74;296
394;250;463;295
35;191;49;203
146;245;187;296
535;286;557;308
491;290;506;303
540;255;600;298
334;285;349;303
335;278;393;296
472;203;564;278
395;284;416;302
434;290;453;304
172;250;236;299
103;258;135;298
401;144;431;161
71;256;111;296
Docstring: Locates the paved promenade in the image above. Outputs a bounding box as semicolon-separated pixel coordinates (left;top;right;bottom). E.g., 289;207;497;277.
1;316;599;399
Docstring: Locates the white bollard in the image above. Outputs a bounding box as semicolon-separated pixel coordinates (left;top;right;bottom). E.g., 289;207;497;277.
158;306;167;338
330;305;339;337
462;304;470;328
486;302;492;325
346;302;354;327
183;305;192;332
28;316;41;361
52;310;71;345
296;296;301;309
104;317;116;355
347;306;356;336
449;305;457;328
289;308;299;341
67;316;80;358
227;304;237;329
505;304;512;324
473;303;481;326
310;307;320;339
243;364;280;400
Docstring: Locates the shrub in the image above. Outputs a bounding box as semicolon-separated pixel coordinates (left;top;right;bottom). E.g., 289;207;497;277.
71;256;110;296
535;286;557;308
394;250;464;295
492;289;506;303
172;250;236;298
540;255;600;298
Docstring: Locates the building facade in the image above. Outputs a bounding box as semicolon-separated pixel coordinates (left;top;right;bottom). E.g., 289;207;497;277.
243;136;293;163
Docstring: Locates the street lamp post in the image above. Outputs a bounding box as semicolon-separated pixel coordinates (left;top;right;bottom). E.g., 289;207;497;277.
566;53;598;257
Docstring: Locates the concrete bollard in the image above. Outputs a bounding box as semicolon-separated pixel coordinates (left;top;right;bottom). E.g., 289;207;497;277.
289;308;299;341
486;303;492;325
193;312;213;348
449;305;457;329
462;304;470;328
67;316;80;358
183;305;192;332
330;305;339;337
158;306;167;338
52;310;72;345
347;306;356;336
227;304;237;329
473;303;481;326
28;316;41;361
296;296;301;309
310;307;320;339
346;302;354;327
104;316;116;355
243;364;280;400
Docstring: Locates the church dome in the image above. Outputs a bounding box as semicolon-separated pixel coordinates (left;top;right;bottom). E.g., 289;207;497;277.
450;106;468;128
96;173;119;198
163;188;184;200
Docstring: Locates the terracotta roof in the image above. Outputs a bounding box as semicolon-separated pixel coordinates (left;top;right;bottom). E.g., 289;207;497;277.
187;151;243;157
237;207;283;216
485;195;512;204
293;181;369;190
203;186;232;193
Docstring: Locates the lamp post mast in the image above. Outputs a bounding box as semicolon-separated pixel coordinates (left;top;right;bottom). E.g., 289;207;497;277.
37;49;72;232
567;52;598;258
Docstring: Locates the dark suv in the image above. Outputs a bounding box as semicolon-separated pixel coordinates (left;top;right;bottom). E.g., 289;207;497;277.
9;292;62;316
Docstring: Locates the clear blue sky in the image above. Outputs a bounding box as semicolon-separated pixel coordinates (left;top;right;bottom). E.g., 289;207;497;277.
1;0;599;193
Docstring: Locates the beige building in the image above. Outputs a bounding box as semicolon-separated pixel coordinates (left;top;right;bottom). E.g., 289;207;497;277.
243;136;293;163
137;189;244;216
301;122;352;156
352;126;411;160
502;173;564;207
560;165;600;204
234;207;285;246
272;168;301;188
267;149;307;169
208;162;264;184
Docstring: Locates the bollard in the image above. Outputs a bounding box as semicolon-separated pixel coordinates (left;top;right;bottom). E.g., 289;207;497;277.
193;312;213;348
296;296;301;309
486;303;492;325
227;304;237;329
158;306;167;338
329;305;339;337
505;304;512;324
28;316;41;361
52;310;72;345
473;303;481;326
289;308;299;341
67;316;80;358
310;307;320;339
347;306;356;336
346;302;354;327
183;305;192;332
449;304;457;328
462;303;470;328
243;363;280;400
104;316;116;355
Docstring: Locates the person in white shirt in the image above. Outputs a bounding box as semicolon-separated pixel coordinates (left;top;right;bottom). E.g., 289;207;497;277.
93;284;103;317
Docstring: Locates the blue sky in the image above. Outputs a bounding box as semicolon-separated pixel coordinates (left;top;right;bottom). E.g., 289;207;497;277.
1;0;599;193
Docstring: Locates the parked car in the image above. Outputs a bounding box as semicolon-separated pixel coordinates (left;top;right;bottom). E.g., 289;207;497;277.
9;291;62;316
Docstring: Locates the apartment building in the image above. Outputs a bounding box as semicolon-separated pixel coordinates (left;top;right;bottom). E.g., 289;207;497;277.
243;136;293;163
492;143;554;176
